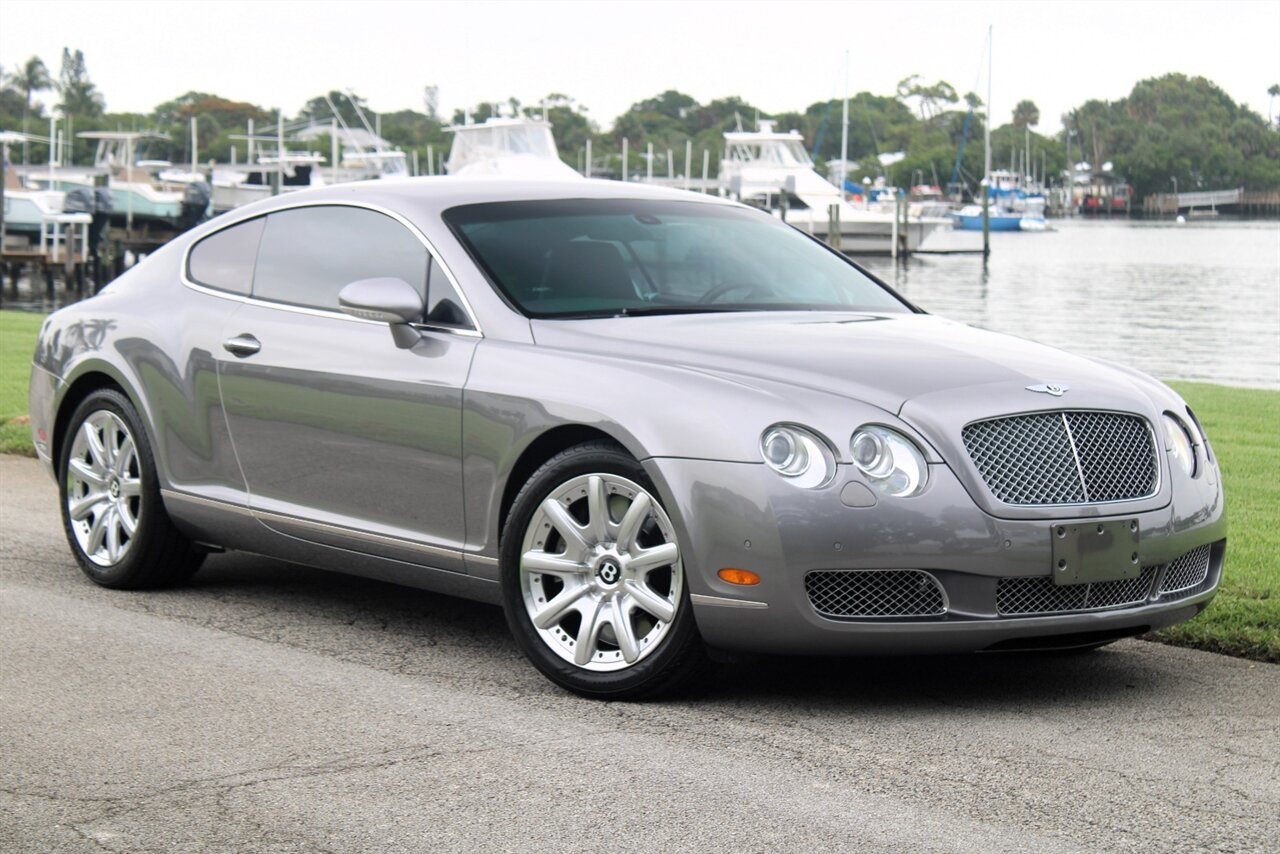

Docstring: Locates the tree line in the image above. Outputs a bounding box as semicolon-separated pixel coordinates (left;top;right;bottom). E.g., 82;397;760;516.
2;49;1277;200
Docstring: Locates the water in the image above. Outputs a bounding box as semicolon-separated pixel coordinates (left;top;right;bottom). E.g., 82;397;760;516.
861;218;1280;389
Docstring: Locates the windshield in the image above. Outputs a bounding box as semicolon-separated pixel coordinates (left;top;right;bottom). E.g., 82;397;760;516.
443;199;911;318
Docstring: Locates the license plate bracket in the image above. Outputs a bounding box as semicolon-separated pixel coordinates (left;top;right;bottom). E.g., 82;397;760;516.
1051;519;1141;585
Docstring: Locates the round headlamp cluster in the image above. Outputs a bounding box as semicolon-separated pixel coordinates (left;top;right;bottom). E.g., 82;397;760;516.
759;425;836;489
1162;413;1197;478
849;425;929;497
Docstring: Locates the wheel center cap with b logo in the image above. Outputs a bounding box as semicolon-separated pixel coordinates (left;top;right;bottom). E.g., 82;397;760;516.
596;558;621;586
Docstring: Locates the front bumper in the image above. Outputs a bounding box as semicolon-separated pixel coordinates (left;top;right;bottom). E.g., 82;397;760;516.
644;456;1226;655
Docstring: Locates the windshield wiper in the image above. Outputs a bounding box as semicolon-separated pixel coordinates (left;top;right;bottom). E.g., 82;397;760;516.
548;303;835;320
617;305;761;317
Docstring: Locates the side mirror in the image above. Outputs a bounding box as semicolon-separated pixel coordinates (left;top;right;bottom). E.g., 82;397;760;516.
338;277;423;349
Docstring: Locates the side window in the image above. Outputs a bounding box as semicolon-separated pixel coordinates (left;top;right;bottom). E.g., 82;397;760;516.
252;206;429;313
187;216;265;295
424;258;475;329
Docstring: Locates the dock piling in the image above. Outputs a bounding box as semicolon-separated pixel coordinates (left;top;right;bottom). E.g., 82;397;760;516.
891;193;899;260
981;179;991;260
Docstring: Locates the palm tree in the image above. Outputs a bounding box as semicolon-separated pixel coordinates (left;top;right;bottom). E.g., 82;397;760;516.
1012;100;1041;184
8;56;52;164
1269;84;1280;128
1011;100;1040;129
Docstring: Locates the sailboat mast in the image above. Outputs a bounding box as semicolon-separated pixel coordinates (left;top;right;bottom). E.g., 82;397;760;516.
983;25;992;188
839;50;849;198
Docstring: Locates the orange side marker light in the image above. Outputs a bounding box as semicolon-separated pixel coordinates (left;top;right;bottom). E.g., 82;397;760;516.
718;568;761;586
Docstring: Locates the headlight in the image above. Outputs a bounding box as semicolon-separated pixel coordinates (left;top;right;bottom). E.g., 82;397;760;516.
1162;413;1197;478
850;425;929;497
759;424;836;489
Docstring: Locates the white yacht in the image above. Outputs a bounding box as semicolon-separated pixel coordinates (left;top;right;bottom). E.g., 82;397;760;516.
719;121;948;253
200;149;328;213
1;183;92;241
445;115;580;179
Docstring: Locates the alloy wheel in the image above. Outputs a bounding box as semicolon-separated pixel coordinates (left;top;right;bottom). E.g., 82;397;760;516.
519;473;683;672
65;410;142;567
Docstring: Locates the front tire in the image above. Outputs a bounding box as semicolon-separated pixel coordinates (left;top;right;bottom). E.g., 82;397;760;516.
500;441;709;699
58;388;205;589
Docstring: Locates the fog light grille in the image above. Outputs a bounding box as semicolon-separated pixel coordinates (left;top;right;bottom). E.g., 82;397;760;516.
997;567;1157;616
805;569;946;618
1158;545;1212;596
962;411;1157;505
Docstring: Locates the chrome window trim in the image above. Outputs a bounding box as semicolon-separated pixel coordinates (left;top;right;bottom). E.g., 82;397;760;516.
960;408;1162;508
180;199;484;338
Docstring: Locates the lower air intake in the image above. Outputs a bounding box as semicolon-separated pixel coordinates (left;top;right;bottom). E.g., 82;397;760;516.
1158;545;1212;595
805;569;946;619
997;567;1157;616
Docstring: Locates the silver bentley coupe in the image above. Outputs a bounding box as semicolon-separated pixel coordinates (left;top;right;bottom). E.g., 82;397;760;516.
28;178;1226;698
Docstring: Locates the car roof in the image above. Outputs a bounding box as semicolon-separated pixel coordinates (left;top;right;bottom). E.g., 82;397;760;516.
192;176;737;240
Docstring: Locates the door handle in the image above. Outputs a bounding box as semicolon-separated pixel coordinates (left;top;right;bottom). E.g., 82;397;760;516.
222;334;261;357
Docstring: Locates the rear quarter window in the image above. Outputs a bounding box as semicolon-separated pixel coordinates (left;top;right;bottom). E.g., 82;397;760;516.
186;216;266;295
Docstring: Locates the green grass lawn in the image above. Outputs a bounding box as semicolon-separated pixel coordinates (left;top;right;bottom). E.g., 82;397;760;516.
0;309;1276;661
1153;382;1280;662
0;310;44;455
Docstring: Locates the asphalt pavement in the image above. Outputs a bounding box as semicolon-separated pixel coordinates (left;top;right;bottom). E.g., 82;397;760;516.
1;455;1277;853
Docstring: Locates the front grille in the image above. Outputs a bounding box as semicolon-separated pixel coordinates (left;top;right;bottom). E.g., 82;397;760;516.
997;567;1156;616
806;570;946;618
962;411;1157;506
1158;545;1212;595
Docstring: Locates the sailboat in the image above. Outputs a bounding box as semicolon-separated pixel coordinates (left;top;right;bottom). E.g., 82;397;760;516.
951;26;1050;233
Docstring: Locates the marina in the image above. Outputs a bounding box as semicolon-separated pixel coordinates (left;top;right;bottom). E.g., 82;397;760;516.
2;26;1277;391
2;108;1276;393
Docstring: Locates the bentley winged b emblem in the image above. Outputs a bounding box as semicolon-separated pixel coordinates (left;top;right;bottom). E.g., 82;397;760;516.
1026;382;1070;397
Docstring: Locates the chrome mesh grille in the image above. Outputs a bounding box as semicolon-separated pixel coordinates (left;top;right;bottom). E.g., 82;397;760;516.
962;411;1157;505
1064;412;1159;502
806;570;946;618
997;567;1156;616
1158;545;1212;595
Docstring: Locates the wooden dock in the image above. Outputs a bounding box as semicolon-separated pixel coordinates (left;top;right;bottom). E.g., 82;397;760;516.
1;244;92;305
1142;188;1280;215
0;225;175;308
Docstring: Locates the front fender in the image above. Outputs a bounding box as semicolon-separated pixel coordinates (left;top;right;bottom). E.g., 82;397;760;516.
458;337;917;561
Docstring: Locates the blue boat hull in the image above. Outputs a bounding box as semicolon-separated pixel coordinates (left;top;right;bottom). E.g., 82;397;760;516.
952;212;1023;231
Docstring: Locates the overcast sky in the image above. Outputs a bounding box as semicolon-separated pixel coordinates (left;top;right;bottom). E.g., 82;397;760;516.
3;0;1278;135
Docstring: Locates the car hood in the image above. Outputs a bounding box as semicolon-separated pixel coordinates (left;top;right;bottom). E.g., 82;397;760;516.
529;311;1145;414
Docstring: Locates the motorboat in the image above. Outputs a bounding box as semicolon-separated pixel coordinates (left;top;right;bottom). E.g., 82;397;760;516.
719;121;948;253
24;132;189;228
200;149;328;213
445;115;581;179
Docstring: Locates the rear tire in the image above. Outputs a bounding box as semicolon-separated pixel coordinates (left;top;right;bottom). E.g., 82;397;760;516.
500;441;711;699
58;388;205;589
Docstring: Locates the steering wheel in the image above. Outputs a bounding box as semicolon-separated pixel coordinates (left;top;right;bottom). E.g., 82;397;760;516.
698;281;778;304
